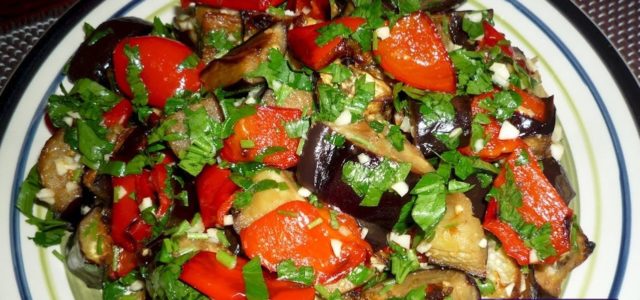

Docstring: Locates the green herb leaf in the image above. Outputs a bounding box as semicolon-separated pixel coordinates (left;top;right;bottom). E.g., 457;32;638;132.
315;285;343;300
77;119;114;169
86;28;114;46
342;159;411;207
320;63;353;84
411;173;447;237
478;90;522;121
151;16;175;38
247;48;313;104
123;44;151;120
178;54;200;71
347;265;374;286
243;257;269;300
316;23;353;46
205;30;240;58
475;278;496;296
284;117;310;138
449;49;494;95
401;286;427;300
387;125;405;151
276;260;316;285
392;0;421;15
389;242;420;284
462;14;484;39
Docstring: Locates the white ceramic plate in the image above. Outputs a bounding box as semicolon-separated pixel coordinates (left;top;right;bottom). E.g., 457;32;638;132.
1;0;639;299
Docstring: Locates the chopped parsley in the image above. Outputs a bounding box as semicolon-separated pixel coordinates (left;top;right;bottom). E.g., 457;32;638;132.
389;242;420;284
316;23;354;46
16;167;68;247
247;48;313;104
320;63;353;84
461;13;485;39
487;167;557;260
449;49;494;95
342;159;411;207
243;257;269;300
177;54;200;71
317;75;374;122
347;265;375;286
276;260;316;285
123;44;152;120
478;90;522;121
151;16;175;38
205;29;240;58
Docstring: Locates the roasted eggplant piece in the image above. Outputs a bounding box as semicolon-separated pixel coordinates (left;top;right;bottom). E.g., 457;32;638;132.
195;7;243;63
296;123;421;233
485;239;534;298
261;89;314;115
318;66;394;120
523;135;552;159
66;208;112;289
409;97;472;157
201;22;287;90
363;269;480;299
534;225;595;297
67;17;152;87
541;157;576;204
327;121;433;174
418;0;466;12
431;10;493;51
77;208;113;265
233;169;304;232
37;129;83;215
425;193;487;276
463;175;490;220
510;96;556;137
164;98;224;157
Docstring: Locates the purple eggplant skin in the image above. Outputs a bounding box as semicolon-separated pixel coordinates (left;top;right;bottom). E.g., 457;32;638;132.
541;157;576;205
463;174;491;220
418;0;466;12
410;96;472;158
445;10;494;50
67;17;152;87
296;123;419;236
510;96;556;137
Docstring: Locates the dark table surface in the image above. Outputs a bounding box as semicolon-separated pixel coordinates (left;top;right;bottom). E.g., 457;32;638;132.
1;0;639;94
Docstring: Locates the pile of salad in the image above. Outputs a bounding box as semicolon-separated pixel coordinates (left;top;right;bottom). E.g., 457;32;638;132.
18;0;595;299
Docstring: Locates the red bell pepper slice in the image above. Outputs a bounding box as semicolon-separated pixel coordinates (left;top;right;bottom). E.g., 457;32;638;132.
221;106;303;169
287;0;330;20
109;246;138;279
513;87;547;122
103;99;133;128
196;164;239;228
483;146;573;265
180;251;315;300
287;17;366;70
180;0;286;11
374;12;456;92
151;163;172;217
113;36;203;109
111;175;145;251
483;199;531;265
478;21;514;56
458;91;524;160
240;201;372;283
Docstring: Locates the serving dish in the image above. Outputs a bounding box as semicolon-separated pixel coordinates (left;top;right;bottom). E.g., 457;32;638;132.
0;0;639;299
